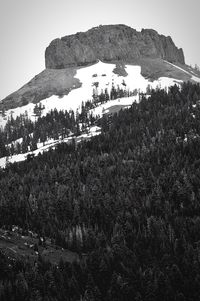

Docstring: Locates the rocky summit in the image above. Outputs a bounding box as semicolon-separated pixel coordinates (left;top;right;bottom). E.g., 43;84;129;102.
45;24;185;69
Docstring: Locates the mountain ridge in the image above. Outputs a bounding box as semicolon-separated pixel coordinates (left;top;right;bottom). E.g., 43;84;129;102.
45;24;185;69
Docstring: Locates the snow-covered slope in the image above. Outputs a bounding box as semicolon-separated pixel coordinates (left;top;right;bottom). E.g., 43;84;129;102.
0;61;184;129
1;60;200;168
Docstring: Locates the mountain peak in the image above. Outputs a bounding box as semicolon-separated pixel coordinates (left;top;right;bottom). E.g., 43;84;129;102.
2;24;199;113
45;24;185;69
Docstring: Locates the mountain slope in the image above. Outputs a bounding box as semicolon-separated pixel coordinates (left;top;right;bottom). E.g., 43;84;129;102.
0;60;185;129
0;67;81;111
1;24;200;115
1;82;200;300
0;60;185;167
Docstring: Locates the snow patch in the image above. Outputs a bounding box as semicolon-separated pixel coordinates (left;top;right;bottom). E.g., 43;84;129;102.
90;96;139;117
165;61;200;83
0;61;184;128
0;126;102;169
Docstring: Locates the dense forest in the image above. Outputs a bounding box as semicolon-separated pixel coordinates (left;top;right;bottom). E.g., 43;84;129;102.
1;82;200;300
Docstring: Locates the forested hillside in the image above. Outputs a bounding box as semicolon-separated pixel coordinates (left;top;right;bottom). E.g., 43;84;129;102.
0;84;129;159
1;82;200;300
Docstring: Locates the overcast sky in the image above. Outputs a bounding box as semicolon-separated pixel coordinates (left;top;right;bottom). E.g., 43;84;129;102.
0;0;200;99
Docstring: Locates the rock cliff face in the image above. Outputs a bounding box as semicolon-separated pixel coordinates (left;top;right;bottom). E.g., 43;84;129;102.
45;25;185;69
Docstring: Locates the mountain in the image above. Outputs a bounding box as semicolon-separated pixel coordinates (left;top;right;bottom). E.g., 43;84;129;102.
1;24;200;113
1;25;200;300
1;82;200;300
1;24;200;167
45;24;185;68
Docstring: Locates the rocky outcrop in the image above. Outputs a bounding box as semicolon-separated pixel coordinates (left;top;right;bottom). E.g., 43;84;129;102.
45;25;185;69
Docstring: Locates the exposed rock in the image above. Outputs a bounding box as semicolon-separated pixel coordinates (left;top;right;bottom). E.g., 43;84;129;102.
45;25;185;69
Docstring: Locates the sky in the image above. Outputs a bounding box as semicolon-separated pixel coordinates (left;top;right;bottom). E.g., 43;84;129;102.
0;0;200;100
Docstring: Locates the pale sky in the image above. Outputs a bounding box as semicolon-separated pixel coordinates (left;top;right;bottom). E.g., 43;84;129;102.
0;0;200;99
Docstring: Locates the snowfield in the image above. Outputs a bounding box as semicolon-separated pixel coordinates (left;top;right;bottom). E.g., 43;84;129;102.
0;61;190;168
0;61;184;129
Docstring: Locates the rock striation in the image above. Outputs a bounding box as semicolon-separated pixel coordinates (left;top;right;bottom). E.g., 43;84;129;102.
45;24;185;69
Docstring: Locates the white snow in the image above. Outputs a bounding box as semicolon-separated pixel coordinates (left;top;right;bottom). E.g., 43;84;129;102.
89;126;101;133
0;125;102;169
0;102;36;129
90;96;138;117
39;62;147;115
6;137;23;149
151;77;183;90
192;75;200;83
0;61;187;167
0;61;183;129
165;61;200;83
